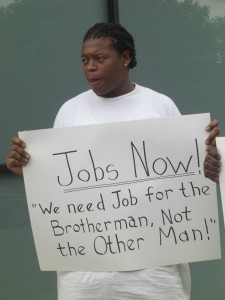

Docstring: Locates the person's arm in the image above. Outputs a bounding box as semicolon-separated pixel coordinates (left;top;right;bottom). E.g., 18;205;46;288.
6;137;30;176
204;119;221;183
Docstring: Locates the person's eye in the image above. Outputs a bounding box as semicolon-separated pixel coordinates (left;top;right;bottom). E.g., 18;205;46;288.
97;56;105;62
81;57;88;65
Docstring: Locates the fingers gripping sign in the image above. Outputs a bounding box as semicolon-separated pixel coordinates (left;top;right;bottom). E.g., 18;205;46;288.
205;119;220;146
204;119;221;183
6;136;30;176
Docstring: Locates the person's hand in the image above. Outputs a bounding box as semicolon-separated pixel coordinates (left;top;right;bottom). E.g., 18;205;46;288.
6;137;30;176
204;119;221;183
205;119;220;146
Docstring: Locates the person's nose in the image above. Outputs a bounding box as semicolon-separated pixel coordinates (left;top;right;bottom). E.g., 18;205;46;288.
87;59;97;72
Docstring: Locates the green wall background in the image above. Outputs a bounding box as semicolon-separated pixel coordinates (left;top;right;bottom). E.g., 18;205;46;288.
1;0;225;299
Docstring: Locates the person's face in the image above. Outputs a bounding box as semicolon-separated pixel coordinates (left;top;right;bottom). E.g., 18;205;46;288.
81;38;130;98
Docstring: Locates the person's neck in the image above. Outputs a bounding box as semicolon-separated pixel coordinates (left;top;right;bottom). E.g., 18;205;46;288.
111;81;135;98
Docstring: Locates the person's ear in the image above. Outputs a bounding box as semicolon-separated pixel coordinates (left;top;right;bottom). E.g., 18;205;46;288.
122;50;131;67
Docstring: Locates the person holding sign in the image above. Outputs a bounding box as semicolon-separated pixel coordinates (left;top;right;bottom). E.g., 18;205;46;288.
6;23;220;300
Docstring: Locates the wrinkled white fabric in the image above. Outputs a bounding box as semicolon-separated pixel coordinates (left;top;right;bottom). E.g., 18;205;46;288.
54;84;191;300
54;84;180;127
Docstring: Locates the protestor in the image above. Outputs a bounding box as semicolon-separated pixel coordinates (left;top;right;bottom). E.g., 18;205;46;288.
6;22;220;300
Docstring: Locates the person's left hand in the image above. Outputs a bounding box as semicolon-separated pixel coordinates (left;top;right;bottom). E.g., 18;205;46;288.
204;119;221;183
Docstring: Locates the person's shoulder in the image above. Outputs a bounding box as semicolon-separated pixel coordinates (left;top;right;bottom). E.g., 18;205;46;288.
61;89;92;109
55;90;93;117
135;84;180;117
136;84;171;100
53;89;92;128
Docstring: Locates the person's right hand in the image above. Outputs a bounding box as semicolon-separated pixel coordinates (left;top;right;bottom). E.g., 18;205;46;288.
6;137;30;176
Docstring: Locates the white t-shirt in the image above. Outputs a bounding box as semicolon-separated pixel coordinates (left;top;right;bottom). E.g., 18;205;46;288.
54;84;191;300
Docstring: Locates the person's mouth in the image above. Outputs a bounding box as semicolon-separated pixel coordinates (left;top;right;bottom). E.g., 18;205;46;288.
88;78;102;88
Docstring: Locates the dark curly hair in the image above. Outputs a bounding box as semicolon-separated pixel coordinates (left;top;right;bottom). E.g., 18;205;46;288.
83;23;137;69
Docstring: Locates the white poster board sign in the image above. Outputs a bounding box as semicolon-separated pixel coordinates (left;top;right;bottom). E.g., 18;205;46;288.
19;113;221;271
216;137;225;224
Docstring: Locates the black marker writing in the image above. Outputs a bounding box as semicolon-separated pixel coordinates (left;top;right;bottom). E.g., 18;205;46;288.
52;149;119;187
